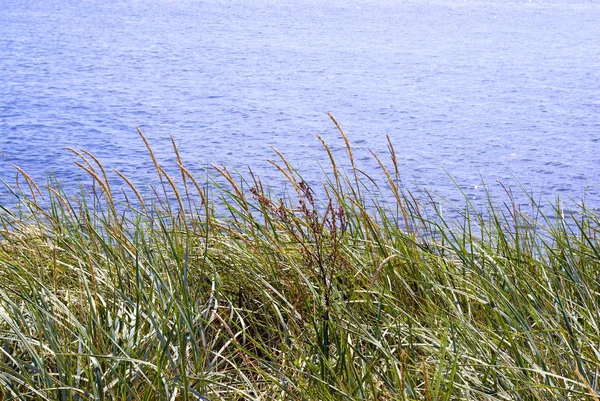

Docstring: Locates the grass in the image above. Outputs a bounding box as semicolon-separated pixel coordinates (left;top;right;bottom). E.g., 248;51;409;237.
1;116;599;400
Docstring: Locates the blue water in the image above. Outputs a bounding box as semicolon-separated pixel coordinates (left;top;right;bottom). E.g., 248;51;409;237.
1;0;599;210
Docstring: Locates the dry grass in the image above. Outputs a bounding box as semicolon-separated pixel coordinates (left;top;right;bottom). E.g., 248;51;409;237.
1;121;599;400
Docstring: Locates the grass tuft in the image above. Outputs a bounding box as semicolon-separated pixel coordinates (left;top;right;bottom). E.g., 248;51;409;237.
1;126;599;400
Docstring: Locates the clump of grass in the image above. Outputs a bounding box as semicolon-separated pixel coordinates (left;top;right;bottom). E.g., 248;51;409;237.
1;117;600;400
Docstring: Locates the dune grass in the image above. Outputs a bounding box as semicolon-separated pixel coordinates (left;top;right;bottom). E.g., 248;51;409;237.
1;118;600;400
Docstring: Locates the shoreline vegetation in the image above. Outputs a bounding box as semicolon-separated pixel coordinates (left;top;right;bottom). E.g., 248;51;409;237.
1;117;600;400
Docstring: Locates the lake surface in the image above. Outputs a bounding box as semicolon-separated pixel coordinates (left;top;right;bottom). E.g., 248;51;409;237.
1;0;599;211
